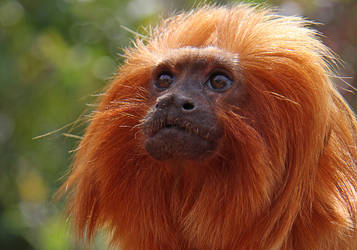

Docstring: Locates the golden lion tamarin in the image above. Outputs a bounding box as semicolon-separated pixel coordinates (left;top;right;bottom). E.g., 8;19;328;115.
61;4;357;250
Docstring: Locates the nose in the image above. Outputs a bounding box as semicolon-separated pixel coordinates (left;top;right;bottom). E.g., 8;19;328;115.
181;101;195;111
155;93;196;112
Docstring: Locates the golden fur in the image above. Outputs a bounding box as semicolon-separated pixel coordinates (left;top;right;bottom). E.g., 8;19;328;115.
61;5;357;249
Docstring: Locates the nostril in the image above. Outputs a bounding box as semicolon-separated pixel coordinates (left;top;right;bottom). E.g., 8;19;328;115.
182;102;195;111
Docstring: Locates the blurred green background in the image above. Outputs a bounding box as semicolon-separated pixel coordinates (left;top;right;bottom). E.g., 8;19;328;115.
0;0;356;249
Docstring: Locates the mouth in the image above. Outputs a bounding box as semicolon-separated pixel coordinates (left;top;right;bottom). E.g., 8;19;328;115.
142;118;218;161
162;123;187;132
141;108;223;161
144;117;197;138
164;123;179;129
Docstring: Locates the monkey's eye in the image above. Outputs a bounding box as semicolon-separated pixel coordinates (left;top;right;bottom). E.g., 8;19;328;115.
154;73;174;90
207;73;232;92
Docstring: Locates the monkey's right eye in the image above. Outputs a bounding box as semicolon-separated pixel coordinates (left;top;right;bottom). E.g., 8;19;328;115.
206;73;232;92
154;73;174;90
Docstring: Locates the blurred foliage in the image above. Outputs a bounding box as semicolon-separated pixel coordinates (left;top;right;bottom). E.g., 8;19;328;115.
0;0;356;249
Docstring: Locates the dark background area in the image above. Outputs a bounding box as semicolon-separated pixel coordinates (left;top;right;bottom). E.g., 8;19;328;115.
0;0;356;249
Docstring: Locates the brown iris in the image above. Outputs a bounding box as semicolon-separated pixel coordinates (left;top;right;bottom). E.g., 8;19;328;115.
207;73;232;92
155;73;174;90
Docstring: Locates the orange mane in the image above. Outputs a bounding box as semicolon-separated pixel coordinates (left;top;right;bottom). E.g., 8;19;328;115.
61;5;357;249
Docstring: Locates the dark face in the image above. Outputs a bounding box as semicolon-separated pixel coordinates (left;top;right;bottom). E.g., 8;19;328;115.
142;48;241;161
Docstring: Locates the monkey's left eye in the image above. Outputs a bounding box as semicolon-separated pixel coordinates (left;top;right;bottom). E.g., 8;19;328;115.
154;73;174;90
207;73;232;92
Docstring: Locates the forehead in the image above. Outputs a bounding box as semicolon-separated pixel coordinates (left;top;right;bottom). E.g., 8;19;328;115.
155;47;239;73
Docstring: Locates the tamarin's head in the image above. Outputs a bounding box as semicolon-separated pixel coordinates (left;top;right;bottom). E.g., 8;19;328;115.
86;5;334;168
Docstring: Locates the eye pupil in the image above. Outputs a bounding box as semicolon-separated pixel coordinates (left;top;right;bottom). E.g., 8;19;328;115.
208;74;232;91
156;73;173;89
